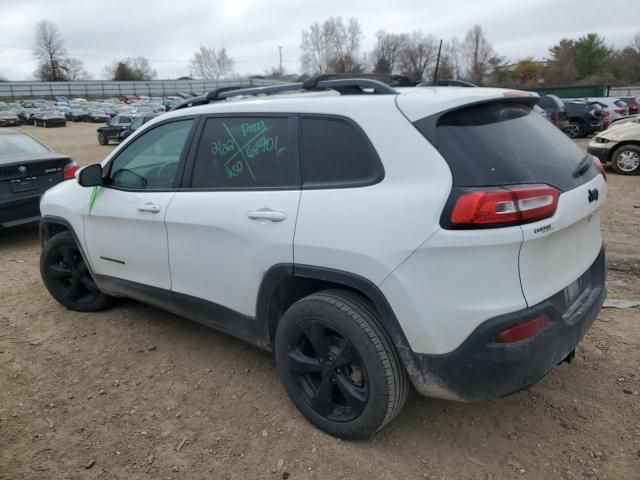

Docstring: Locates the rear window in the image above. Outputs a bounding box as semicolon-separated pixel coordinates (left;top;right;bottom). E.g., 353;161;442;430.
0;133;49;156
614;100;628;108
414;102;596;192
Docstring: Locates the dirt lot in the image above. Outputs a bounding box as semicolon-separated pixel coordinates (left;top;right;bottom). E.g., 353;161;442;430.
1;124;639;480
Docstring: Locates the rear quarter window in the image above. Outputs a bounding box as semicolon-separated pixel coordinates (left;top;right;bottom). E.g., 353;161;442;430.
300;116;383;187
413;101;596;192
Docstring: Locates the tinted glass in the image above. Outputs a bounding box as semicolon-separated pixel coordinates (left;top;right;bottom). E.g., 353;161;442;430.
0;133;49;156
614;100;628;108
192;117;292;188
300;117;381;186
107;119;193;189
414;102;596;192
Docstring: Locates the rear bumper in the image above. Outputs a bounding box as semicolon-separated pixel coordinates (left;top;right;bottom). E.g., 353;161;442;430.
587;146;611;163
0;195;41;228
407;246;606;401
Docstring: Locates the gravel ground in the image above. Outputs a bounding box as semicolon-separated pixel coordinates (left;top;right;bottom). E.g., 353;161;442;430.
1;124;639;480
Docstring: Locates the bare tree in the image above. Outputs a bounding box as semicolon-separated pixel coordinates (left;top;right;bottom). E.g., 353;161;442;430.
63;57;92;80
397;30;438;81
443;38;463;79
371;30;403;74
300;17;363;74
104;57;157;81
632;31;640;54
33;20;69;81
190;46;235;80
462;25;498;85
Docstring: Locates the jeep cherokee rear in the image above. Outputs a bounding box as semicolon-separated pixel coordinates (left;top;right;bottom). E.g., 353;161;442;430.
39;77;607;439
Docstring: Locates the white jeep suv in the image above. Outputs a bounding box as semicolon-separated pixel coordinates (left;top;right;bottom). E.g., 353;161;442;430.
39;76;608;439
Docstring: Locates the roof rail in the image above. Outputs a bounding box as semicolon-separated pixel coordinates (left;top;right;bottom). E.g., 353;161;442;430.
171;74;400;111
417;79;478;87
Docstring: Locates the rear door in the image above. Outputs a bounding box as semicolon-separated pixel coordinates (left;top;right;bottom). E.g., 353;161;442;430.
165;114;300;323
410;99;606;306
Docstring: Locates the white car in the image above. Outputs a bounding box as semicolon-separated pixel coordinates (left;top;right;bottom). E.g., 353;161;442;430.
38;76;608;439
584;97;630;121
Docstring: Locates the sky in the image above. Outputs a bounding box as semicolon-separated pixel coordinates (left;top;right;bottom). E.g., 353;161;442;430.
0;0;638;81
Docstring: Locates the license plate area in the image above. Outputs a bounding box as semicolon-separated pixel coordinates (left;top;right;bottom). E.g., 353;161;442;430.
10;177;38;193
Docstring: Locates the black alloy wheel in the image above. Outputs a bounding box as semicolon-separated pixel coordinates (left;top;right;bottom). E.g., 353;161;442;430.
40;232;113;311
286;320;369;422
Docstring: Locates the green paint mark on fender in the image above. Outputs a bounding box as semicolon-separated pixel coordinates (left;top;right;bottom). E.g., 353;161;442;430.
87;186;101;214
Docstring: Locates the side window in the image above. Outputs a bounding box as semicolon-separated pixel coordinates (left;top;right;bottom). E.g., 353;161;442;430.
120;116;132;124
300;116;382;186
191;116;292;188
107;119;194;190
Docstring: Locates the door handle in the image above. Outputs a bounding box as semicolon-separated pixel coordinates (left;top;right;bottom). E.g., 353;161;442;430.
137;203;161;213
247;209;286;222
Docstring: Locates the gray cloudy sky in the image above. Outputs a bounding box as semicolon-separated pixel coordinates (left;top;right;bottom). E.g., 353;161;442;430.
0;0;638;80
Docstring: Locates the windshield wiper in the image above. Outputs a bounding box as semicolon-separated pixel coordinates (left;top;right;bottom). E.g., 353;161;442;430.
572;155;592;178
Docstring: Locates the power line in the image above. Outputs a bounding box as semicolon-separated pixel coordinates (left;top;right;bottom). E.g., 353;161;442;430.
0;43;298;65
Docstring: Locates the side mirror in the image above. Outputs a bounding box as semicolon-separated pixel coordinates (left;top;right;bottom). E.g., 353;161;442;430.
78;164;103;187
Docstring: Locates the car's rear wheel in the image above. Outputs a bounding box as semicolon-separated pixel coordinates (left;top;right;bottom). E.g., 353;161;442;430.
275;290;408;440
98;133;108;145
563;121;583;138
40;232;114;312
611;145;640;175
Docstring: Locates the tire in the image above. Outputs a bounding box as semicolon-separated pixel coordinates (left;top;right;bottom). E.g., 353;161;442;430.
611;145;640;175
563;121;583;139
40;232;114;312
275;289;409;440
98;133;108;145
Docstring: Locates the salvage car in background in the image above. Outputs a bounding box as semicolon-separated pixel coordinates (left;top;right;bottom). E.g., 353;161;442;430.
33;111;67;128
588;117;640;174
562;100;605;138
0;111;22;127
584;98;629;121
96;115;133;145
537;95;570;130
0;129;78;228
88;110;111;123
117;113;159;141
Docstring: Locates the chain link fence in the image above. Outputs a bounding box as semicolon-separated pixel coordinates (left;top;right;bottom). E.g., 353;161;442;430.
0;78;286;100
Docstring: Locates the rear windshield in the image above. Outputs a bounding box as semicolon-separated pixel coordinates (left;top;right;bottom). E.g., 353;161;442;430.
614;100;628;108
414;102;595;192
0;133;49;156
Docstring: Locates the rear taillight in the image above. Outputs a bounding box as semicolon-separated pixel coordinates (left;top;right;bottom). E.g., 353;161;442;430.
63;160;79;181
496;315;550;343
614;109;625;115
449;185;559;228
592;155;607;181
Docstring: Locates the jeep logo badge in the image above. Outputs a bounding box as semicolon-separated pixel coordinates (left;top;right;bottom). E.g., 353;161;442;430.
588;188;599;203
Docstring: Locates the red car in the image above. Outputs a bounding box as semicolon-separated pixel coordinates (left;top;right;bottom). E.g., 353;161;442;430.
621;97;640;115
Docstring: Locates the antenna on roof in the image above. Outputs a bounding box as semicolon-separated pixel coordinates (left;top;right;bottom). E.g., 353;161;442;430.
433;39;443;85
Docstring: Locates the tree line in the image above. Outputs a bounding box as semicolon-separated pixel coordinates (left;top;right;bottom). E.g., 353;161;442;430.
18;18;640;89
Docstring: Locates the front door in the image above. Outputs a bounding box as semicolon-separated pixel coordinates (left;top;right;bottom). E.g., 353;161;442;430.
84;118;196;291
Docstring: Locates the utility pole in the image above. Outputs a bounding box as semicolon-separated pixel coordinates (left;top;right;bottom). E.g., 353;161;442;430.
278;46;283;76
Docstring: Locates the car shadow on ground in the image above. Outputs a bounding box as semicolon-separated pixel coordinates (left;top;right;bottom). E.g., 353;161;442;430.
0;224;39;249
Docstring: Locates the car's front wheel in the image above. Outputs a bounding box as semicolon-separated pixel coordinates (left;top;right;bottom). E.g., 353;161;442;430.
275;290;409;439
611;144;640;175
40;232;114;311
563;121;583;138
